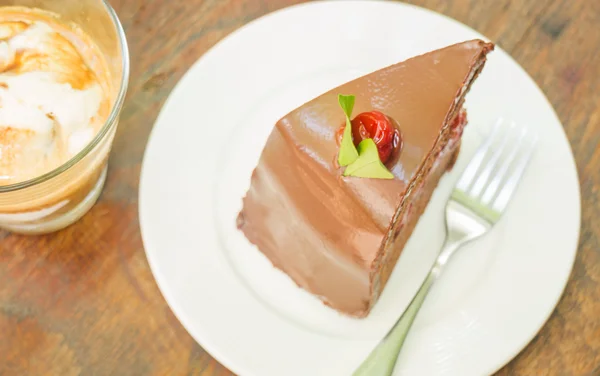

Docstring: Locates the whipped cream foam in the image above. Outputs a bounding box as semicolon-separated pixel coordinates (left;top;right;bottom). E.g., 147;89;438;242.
0;20;105;185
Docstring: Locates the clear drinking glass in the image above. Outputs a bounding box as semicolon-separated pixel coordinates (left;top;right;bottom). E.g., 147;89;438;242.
0;0;129;234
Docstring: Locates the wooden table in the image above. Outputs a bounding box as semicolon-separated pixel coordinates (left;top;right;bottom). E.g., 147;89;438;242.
1;0;598;375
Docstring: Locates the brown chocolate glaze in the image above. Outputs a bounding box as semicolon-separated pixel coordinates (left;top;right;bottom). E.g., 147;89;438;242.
238;39;494;317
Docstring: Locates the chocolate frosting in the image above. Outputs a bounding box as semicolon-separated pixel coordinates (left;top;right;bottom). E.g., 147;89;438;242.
238;40;494;316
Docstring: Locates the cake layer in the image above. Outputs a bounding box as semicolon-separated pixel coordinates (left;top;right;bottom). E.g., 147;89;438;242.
372;112;466;310
238;40;494;316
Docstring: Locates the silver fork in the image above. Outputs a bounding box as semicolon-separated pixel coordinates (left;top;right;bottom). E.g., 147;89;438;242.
353;119;538;376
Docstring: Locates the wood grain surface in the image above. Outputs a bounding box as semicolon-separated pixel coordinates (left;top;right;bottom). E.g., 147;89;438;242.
0;0;598;375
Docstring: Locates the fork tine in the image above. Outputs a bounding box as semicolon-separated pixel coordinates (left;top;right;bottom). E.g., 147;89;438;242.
493;134;539;212
481;127;527;204
469;121;514;197
456;118;502;191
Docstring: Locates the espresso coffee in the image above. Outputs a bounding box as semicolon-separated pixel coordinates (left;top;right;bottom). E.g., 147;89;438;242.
0;4;126;234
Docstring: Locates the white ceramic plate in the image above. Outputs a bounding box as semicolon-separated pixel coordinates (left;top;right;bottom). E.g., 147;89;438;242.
139;1;581;375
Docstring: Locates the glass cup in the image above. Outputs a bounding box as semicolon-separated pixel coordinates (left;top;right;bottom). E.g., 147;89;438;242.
0;0;129;234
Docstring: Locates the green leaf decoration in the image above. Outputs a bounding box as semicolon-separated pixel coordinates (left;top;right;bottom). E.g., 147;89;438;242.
336;94;395;179
343;139;394;179
337;94;359;166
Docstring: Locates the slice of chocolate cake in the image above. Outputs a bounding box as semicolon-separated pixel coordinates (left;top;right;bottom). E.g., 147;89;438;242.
237;40;494;317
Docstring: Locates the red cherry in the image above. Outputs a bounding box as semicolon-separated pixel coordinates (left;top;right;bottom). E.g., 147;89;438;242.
351;111;396;163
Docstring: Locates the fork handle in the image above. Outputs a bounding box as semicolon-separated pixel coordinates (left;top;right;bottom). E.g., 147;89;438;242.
353;265;441;376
